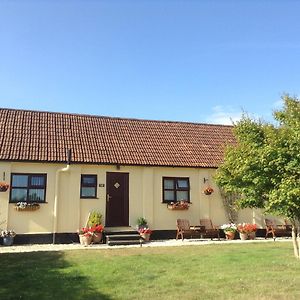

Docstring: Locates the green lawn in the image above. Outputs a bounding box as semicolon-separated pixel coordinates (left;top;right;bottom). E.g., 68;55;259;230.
0;243;300;300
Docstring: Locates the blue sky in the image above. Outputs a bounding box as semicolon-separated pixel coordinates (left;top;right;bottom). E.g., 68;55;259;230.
1;0;300;125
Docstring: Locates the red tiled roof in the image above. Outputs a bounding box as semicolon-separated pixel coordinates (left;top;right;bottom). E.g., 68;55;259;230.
0;108;235;168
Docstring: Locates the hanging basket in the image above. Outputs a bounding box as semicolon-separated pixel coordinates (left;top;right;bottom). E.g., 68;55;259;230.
203;187;214;195
0;183;9;192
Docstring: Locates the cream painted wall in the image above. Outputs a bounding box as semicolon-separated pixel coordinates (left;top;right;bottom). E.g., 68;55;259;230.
0;161;280;234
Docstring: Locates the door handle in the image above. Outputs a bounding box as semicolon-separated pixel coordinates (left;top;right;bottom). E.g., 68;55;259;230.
107;194;112;202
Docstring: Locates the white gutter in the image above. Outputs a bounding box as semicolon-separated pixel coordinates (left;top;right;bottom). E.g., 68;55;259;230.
52;150;72;244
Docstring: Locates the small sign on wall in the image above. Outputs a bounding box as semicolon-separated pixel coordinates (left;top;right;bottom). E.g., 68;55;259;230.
99;184;105;187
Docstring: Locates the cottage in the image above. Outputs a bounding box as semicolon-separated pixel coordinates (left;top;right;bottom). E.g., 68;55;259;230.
0;108;264;243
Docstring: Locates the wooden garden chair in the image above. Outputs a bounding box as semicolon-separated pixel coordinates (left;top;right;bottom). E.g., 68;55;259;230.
200;219;220;240
176;219;196;241
264;219;292;240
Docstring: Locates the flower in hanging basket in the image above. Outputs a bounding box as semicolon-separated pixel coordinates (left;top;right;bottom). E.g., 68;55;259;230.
0;182;9;192
203;187;214;195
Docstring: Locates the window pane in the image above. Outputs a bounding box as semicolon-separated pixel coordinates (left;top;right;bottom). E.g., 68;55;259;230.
82;176;96;186
177;179;189;189
31;176;45;187
11;189;27;202
164;191;175;201
29;189;45;202
164;179;174;189
81;187;96;198
176;191;189;201
12;175;28;187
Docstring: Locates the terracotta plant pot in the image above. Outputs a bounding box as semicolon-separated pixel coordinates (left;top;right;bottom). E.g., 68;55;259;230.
225;231;235;240
79;234;92;246
92;232;103;243
140;233;151;242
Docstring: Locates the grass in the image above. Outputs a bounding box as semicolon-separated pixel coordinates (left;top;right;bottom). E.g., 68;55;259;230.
0;242;300;299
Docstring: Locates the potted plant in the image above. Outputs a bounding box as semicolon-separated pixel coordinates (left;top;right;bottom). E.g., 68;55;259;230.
137;217;148;230
220;223;237;240
0;182;9;192
90;224;104;243
87;211;104;243
1;230;16;246
138;227;152;242
237;223;257;240
167;200;190;210
87;210;102;227
204;187;214;195
78;227;93;246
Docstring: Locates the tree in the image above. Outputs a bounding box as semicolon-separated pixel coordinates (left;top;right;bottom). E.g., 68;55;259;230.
215;95;300;259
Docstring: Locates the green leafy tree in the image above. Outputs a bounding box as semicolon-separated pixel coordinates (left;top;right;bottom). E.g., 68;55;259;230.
215;95;300;259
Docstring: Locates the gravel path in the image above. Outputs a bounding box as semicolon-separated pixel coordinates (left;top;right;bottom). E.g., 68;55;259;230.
0;237;291;254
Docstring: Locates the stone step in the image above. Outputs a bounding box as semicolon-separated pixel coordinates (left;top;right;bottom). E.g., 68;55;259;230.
106;234;141;241
107;239;143;246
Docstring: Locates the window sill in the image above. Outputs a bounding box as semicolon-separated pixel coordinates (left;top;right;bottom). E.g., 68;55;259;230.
9;202;48;204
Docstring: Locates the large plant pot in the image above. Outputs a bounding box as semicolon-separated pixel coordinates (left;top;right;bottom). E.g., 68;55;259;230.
3;236;14;246
225;231;235;240
79;235;92;246
92;232;103;243
140;233;151;242
239;233;248;240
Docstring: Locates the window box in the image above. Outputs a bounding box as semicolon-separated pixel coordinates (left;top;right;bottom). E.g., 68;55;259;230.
167;201;190;210
14;202;40;211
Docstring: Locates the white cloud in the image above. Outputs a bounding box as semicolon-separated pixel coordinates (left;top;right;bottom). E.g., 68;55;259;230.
205;106;243;125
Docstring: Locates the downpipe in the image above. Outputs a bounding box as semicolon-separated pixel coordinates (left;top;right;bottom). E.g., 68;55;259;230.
52;150;71;244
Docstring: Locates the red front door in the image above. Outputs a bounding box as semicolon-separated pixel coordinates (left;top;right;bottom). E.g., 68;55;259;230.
105;172;129;227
